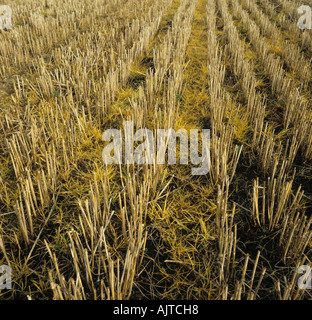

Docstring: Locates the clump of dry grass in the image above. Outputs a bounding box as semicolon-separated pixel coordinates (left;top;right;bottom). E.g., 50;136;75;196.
251;169;304;232
46;164;162;300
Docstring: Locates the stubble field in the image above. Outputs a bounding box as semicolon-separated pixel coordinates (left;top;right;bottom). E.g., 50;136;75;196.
1;0;312;300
